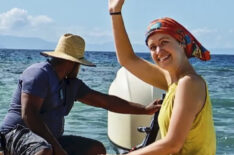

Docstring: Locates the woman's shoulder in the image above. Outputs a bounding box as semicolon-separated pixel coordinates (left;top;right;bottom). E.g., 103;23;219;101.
180;74;205;84
178;74;206;91
176;74;207;114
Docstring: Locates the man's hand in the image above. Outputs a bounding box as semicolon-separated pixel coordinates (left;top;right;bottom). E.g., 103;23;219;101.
144;99;162;115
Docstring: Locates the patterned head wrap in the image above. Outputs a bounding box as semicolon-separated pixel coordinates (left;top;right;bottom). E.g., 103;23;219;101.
145;17;210;61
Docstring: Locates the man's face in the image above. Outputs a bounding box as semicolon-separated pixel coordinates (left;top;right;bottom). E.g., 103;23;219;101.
67;63;80;78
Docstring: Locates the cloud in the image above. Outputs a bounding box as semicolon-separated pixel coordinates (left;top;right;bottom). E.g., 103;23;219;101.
54;26;113;44
86;28;111;38
0;8;112;44
85;28;112;44
29;15;53;27
229;29;234;33
189;27;234;49
1;8;232;51
0;8;52;32
191;28;217;37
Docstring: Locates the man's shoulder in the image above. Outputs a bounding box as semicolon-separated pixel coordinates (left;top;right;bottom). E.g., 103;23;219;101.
20;62;54;98
20;62;52;82
25;61;50;72
22;62;51;76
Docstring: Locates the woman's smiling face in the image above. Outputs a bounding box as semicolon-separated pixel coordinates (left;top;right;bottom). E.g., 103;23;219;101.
147;33;186;71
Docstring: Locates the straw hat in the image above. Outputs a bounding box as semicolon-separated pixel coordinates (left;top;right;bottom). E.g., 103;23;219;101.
41;33;95;66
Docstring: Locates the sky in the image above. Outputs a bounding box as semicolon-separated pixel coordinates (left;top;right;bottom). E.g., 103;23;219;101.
0;0;234;54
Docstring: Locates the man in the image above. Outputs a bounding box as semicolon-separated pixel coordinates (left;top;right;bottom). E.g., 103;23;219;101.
0;33;160;155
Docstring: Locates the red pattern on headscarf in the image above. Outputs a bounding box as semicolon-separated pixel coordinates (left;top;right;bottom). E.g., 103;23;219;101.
145;17;210;61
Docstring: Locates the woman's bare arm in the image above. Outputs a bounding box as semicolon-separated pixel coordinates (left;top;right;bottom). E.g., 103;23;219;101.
109;0;168;90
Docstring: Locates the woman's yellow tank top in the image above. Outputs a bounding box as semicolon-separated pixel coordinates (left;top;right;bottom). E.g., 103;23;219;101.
158;83;216;155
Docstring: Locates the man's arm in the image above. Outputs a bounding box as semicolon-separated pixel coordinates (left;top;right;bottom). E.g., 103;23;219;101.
78;90;160;115
21;92;67;155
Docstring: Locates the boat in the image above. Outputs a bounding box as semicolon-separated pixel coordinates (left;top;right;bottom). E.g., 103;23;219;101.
108;67;164;153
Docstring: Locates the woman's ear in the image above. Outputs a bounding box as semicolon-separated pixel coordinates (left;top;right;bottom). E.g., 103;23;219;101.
179;42;186;49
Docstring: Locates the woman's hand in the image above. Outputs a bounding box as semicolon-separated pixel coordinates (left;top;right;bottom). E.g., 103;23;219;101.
108;0;125;13
144;99;162;115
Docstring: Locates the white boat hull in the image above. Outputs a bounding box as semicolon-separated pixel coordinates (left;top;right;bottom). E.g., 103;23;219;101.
108;67;164;150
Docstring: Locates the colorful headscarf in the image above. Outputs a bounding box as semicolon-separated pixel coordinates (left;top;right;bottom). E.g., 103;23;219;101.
145;17;210;61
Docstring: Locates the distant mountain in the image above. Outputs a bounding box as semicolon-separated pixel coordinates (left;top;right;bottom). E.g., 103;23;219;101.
210;48;234;55
0;35;116;51
0;35;148;52
0;35;56;50
86;42;148;53
86;42;115;52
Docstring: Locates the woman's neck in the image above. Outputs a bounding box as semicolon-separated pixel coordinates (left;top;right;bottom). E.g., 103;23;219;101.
169;61;197;84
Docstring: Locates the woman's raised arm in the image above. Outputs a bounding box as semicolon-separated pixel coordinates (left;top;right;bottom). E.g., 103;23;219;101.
108;0;168;90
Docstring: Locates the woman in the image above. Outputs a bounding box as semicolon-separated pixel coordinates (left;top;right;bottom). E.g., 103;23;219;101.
108;0;216;154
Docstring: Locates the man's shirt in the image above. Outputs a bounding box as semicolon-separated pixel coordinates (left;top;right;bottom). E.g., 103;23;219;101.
0;61;92;138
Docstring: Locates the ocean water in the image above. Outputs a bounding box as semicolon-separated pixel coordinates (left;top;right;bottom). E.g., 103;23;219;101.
0;49;234;154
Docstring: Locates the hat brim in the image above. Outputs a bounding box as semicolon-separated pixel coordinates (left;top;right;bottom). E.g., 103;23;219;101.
41;51;96;67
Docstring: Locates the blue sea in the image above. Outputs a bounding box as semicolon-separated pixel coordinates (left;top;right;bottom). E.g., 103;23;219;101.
0;49;234;154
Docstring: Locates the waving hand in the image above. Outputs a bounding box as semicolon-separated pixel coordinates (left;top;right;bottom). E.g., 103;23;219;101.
108;0;125;13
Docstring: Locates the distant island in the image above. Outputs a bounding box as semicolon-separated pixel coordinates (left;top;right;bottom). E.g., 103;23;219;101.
0;35;115;52
0;35;233;54
0;35;56;50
